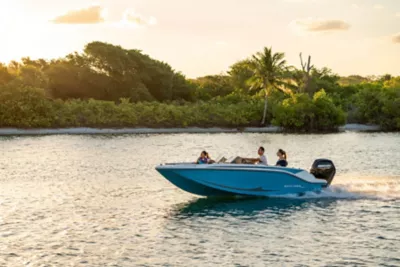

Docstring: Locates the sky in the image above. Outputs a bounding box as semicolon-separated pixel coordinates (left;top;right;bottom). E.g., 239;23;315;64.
0;0;399;78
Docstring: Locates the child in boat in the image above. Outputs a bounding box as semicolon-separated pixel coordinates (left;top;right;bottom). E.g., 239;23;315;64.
197;151;210;164
276;149;288;167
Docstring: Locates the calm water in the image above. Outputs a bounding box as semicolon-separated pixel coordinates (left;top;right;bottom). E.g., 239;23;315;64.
0;132;399;267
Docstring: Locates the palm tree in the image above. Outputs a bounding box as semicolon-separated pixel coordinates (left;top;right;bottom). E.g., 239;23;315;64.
247;47;292;125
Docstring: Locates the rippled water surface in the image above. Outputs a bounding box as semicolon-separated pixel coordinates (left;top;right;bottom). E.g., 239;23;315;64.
0;132;399;266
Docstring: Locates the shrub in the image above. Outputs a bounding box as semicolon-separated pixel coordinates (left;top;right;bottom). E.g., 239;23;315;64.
354;80;400;130
0;85;263;128
0;85;55;128
272;90;345;132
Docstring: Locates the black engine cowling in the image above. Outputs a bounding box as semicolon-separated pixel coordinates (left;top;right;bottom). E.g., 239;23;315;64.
310;159;336;188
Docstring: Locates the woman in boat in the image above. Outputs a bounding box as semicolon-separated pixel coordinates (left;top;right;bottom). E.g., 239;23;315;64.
276;149;288;167
197;151;214;164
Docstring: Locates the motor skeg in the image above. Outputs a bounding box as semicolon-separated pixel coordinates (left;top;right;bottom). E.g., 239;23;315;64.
310;159;336;188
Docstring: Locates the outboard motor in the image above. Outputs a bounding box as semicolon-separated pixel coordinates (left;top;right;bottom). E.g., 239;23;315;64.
310;159;336;188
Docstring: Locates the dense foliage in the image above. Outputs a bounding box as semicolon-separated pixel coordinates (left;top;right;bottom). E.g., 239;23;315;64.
353;78;400;130
0;41;399;131
0;85;263;128
272;90;346;132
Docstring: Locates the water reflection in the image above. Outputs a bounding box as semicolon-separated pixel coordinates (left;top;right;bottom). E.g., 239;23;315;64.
169;196;339;220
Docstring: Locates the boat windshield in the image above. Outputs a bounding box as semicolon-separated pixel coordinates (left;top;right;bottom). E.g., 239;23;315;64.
226;156;240;163
215;155;227;163
214;155;238;163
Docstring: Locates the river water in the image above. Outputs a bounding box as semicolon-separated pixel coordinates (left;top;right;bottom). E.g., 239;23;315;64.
0;132;399;267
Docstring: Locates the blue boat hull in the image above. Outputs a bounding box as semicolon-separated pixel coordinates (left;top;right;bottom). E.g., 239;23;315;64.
156;165;328;197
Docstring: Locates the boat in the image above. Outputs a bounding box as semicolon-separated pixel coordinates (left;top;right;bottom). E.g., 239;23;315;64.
155;157;336;197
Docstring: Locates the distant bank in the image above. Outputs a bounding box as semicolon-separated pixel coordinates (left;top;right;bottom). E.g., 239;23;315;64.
0;124;383;136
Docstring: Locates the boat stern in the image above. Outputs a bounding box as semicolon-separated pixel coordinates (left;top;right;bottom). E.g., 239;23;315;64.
310;159;336;187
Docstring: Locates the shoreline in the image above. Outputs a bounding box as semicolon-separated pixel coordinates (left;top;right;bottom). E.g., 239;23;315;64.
0;124;384;136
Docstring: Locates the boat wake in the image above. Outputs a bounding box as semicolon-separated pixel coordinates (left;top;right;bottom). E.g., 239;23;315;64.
275;175;400;201
169;176;399;218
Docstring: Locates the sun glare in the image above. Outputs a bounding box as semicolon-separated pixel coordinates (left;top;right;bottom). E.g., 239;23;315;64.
1;22;79;63
0;2;93;63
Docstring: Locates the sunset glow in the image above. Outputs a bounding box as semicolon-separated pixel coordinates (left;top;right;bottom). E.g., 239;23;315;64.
1;0;400;77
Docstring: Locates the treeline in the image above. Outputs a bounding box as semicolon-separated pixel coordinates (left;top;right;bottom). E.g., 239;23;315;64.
0;42;194;102
0;42;399;131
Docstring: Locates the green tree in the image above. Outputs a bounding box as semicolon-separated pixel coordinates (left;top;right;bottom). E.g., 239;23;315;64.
228;59;253;91
192;75;235;101
17;65;48;88
0;63;14;86
246;47;291;125
339;75;370;86
383;76;400;89
272;90;345;132
80;41;193;102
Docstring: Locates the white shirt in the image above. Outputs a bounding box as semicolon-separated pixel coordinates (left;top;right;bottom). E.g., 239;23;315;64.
258;155;268;165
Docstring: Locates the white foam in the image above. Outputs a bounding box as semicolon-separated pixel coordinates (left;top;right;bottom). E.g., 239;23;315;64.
274;179;400;201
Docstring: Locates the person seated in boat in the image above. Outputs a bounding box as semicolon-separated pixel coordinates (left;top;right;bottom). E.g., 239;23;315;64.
240;147;268;165
275;149;288;167
197;151;209;164
197;151;215;164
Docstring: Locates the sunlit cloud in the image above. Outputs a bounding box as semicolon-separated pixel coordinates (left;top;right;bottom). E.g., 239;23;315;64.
352;4;359;9
50;6;156;29
117;9;157;28
373;4;384;9
290;18;350;34
51;6;107;24
392;33;400;44
396;12;400;17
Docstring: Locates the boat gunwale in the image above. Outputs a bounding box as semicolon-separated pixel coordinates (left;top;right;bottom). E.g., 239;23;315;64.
155;163;327;185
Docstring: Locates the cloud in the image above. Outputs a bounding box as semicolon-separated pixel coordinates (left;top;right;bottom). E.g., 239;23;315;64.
373;4;384;9
290;18;350;33
51;6;157;30
396;12;400;17
352;4;359;9
52;6;106;24
392;33;400;43
119;9;157;27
